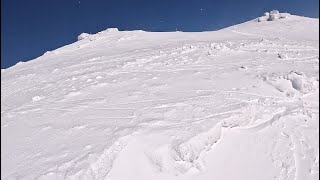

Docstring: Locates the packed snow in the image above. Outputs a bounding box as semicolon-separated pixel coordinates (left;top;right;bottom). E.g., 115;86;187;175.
1;12;319;180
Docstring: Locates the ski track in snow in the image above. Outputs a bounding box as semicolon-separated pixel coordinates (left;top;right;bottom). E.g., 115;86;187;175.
1;14;319;180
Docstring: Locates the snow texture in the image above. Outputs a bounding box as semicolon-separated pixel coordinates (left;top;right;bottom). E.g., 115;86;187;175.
1;12;319;180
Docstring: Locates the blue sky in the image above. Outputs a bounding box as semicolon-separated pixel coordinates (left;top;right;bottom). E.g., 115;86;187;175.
1;0;319;68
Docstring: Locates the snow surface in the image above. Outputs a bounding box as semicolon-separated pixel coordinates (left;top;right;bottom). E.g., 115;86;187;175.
1;13;319;180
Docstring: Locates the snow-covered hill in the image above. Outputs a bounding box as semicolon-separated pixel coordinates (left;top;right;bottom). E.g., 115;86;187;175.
1;11;319;180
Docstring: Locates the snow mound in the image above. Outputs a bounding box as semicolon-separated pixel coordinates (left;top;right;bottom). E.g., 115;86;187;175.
258;10;291;22
106;28;119;32
77;33;92;41
97;28;120;34
77;28;119;41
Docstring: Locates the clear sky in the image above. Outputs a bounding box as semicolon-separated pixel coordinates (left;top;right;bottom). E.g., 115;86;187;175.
1;0;319;68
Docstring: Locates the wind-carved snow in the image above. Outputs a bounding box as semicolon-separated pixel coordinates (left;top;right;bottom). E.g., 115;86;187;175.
1;12;319;180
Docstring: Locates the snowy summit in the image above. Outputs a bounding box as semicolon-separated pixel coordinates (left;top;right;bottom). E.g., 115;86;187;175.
1;11;319;180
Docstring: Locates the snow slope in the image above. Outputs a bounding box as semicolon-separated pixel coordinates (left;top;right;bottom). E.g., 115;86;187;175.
1;13;319;180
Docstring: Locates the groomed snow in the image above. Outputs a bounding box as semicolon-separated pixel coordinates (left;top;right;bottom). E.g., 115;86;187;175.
1;13;319;180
